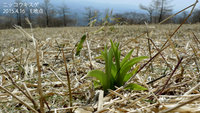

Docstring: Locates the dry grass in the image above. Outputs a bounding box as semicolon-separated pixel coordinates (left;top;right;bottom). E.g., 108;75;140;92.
0;23;200;112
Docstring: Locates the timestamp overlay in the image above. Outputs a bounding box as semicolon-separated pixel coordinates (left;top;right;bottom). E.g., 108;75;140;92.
1;2;43;15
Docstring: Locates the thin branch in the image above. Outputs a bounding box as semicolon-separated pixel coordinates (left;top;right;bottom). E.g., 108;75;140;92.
1;65;38;110
192;32;200;45
0;85;38;113
145;22;153;72
159;0;198;24
160;95;200;113
124;44;170;86
49;67;67;87
159;0;198;51
158;57;183;95
148;38;172;70
147;73;167;85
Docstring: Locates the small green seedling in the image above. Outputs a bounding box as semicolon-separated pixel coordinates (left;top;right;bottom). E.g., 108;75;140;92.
88;40;148;92
75;34;87;56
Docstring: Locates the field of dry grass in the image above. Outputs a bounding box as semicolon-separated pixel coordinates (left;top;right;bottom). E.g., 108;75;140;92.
0;24;200;112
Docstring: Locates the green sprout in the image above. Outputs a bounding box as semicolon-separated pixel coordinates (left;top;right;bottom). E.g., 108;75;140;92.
88;40;148;92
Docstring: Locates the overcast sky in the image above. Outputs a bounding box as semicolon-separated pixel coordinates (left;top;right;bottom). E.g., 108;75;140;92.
1;0;199;13
60;0;199;11
64;0;196;9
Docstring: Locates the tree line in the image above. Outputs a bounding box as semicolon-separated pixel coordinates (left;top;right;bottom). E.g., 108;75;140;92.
0;0;200;29
114;0;200;24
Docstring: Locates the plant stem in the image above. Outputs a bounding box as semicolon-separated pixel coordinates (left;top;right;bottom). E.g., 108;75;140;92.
36;44;45;113
62;48;73;112
158;57;183;95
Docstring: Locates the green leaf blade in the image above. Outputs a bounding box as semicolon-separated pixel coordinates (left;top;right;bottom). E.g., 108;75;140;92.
125;83;147;91
123;65;140;83
110;40;121;86
75;34;87;56
120;56;148;77
120;49;134;67
87;70;108;90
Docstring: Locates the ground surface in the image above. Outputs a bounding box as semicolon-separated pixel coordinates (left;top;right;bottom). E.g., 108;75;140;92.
0;24;200;112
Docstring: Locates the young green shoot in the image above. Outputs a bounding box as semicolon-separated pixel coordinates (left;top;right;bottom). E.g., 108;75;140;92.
88;40;148;92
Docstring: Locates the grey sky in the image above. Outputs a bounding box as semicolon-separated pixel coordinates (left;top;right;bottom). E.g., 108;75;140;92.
62;0;199;10
1;0;199;13
51;0;199;14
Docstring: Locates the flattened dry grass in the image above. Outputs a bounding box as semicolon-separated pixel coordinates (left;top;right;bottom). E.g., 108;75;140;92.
0;23;200;112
